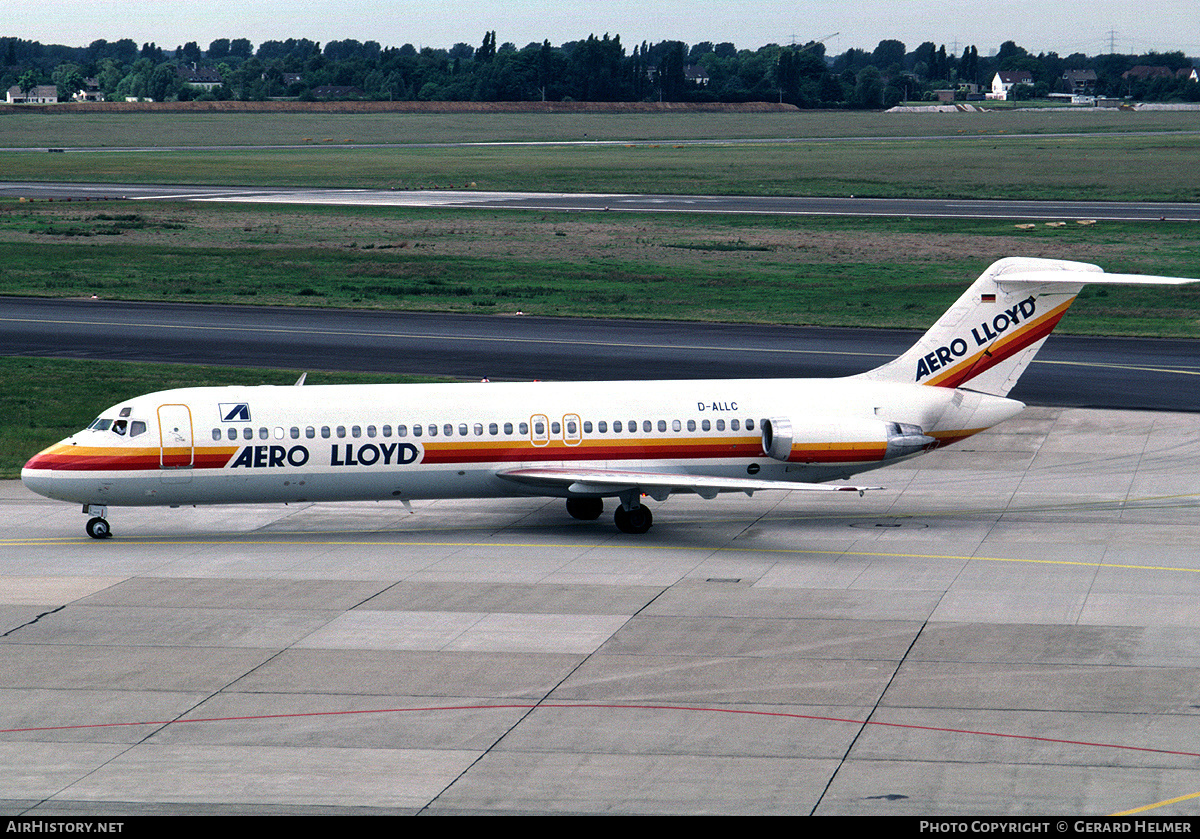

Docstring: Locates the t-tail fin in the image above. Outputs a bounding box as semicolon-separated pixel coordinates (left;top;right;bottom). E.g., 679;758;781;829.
858;257;1197;397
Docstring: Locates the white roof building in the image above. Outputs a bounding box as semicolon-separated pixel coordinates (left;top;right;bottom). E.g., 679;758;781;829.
6;84;58;104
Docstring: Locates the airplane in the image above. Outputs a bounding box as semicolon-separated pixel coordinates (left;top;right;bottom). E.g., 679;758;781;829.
21;257;1198;539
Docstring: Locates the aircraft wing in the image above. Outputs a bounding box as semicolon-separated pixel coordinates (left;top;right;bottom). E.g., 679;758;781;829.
495;467;880;501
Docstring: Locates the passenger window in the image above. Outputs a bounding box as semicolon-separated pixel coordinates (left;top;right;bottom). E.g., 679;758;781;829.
746;419;755;431
367;425;376;438
428;425;438;437
731;419;740;431
598;420;607;433
321;426;331;439
412;425;422;437
460;423;470;436
306;427;315;439
702;419;711;431
687;419;696;432
657;420;667;432
489;423;498;435
258;427;268;440
352;426;361;438
672;419;681;432
534;421;545;435
519;422;529;435
211;429;221;441
290;427;300;439
227;428;237;440
628;420;637;433
396;425;407;437
474;423;483;436
243;427;253;440
581;421;590;434
504;422;513;435
275;427;285;439
336;426;346;438
613;420;622;433
444;424;454;437
551;421;561;434
716;419;725;431
382;425;392;437
643;420;652;433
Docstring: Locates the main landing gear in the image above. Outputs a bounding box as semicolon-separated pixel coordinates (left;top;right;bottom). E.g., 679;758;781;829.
566;497;604;520
84;505;112;539
613;503;653;534
565;496;654;533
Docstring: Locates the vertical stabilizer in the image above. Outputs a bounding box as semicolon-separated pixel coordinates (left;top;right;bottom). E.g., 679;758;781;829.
859;258;1098;396
859;257;1197;395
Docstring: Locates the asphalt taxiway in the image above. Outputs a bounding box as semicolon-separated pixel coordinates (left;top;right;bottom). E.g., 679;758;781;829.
4;296;1200;411
5;180;1200;221
3;405;1199;815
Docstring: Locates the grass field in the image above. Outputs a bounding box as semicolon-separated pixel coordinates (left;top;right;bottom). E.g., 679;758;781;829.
4;108;1200;146
3;109;1200;199
3;200;1199;333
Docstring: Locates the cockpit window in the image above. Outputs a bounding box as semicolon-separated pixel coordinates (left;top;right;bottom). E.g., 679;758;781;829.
88;418;112;432
112;420;128;436
130;420;147;437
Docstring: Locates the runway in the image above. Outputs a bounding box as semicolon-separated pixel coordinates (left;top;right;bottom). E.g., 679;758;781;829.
5;180;1200;221
4;405;1199;815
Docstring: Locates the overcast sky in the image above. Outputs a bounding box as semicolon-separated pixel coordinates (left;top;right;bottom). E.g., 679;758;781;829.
7;1;1199;57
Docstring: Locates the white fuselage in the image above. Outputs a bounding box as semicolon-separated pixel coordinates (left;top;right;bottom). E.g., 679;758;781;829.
22;376;1022;509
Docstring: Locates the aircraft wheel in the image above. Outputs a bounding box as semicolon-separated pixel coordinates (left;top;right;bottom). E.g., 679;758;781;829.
566;497;603;520
614;504;653;534
86;517;112;539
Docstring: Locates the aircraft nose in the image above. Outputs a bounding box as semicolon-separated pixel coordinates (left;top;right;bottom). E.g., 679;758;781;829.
21;461;56;498
21;442;67;499
23;440;68;472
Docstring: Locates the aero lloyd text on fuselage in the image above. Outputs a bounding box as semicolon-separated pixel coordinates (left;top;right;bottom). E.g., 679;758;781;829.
915;295;1037;382
228;443;421;469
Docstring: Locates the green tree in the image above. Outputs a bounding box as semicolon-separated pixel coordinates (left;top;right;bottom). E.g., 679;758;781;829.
18;69;40;98
853;65;883;108
477;31;496;63
52;63;87;100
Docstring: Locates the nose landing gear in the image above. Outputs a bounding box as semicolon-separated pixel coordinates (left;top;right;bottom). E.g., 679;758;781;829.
86;517;112;539
83;505;112;539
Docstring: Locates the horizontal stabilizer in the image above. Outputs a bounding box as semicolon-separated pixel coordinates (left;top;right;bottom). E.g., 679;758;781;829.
996;270;1198;288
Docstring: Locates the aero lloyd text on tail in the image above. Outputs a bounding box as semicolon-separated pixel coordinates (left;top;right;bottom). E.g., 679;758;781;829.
22;257;1199;538
913;294;1038;383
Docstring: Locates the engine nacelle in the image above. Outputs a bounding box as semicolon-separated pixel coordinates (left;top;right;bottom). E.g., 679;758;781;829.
883;421;937;459
761;416;935;463
760;417;795;462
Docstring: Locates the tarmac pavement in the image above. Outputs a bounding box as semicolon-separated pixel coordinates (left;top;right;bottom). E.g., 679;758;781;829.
3;406;1199;816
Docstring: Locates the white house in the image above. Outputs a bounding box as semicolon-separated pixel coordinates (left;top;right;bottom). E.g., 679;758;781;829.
6;84;58;104
987;70;1034;100
177;64;224;92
